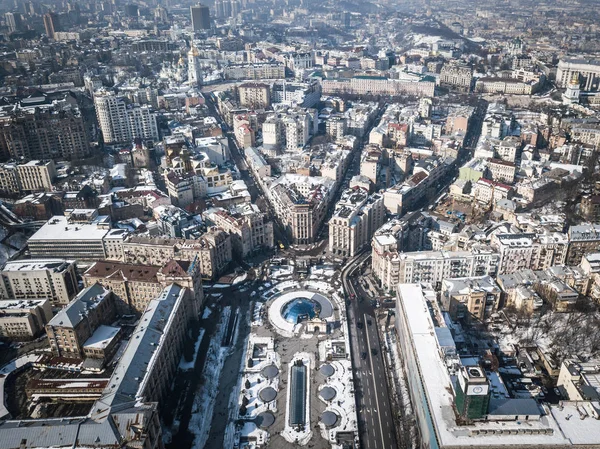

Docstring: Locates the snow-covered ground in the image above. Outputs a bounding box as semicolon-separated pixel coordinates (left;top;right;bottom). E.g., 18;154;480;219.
231;334;279;448
189;307;232;449
317;360;359;447
202;307;213;320
179;329;205;372
232;273;248;285
269;265;294;279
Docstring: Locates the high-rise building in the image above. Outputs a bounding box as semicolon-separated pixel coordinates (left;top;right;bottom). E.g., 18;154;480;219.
43;12;60;39
94;90;159;144
190;3;210;30
0;100;91;161
5;12;22;33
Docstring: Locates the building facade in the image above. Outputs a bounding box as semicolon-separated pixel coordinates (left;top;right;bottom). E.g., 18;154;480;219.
328;187;385;257
0;259;79;307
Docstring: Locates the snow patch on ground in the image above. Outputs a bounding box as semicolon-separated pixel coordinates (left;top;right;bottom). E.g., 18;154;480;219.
179;328;205;372
189;307;232;449
232;273;248;284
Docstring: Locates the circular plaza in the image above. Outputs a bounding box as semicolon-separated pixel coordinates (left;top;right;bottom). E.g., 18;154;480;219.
267;290;334;336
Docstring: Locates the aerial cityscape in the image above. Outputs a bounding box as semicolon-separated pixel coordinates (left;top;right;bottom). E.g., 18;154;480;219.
1;0;600;448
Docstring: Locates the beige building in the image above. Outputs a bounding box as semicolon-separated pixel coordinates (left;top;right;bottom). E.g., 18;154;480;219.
439;64;473;91
475;77;540;95
487;158;516;184
83;258;204;314
223;62;285;80
203;204;274;257
119;229;232;280
441;276;501;322
16;160;56;192
267;174;335;244
46;284;117;359
238;82;271;109
557;359;600;401
233;113;257;149
328;187;385;257
0;299;52;339
0;259;79;306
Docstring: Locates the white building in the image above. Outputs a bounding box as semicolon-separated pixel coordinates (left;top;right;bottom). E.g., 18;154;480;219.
94;90;159;144
557;58;600;91
27;211;129;262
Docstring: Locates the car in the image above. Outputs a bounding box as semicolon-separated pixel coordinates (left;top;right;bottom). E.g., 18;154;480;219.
367;319;372;326
357;322;364;329
371;348;378;356
554;387;561;397
361;352;367;360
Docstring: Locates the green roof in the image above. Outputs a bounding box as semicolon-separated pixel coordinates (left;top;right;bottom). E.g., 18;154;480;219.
353;75;387;80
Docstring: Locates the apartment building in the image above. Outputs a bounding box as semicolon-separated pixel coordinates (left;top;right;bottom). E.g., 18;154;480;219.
0;299;52;339
223;62;285;80
164;171;205;208
271;80;321;108
445;106;474;135
0;259;79;307
0;163;20;194
94;90;159;144
328;187;385;257
267;174;335;244
16;160;56;192
120;230;232;280
487;158;516;184
372;232;499;292
83;258;203;314
570;124;600;147
245;147;272;178
441;276;501;322
0;100;90;161
238;82;271;109
283;112;311;152
439;64;473;91
45;284;117;358
326;114;347;141
203;204;274;257
567;223;600;265
492;233;568;275
473;178;513;205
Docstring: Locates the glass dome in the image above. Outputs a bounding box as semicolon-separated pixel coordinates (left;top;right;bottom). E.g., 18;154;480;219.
281;298;321;324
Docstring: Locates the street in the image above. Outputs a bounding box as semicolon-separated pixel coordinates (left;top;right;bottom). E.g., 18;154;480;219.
342;252;398;449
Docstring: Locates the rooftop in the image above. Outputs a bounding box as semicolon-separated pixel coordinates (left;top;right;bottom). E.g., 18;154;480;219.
47;284;111;329
29;215;111;242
